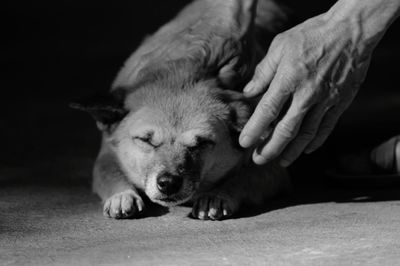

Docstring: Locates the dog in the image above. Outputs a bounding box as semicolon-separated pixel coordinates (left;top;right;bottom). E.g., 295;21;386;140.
72;0;291;220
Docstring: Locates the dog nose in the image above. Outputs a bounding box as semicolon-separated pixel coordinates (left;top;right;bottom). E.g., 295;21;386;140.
157;174;183;196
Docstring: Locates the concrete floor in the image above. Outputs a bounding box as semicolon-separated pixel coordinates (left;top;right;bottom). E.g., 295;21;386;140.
1;183;400;266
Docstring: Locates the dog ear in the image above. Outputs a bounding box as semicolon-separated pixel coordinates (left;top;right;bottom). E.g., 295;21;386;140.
70;89;128;130
217;90;253;133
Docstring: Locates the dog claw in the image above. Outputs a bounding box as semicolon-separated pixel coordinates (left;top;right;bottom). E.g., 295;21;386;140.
191;192;238;221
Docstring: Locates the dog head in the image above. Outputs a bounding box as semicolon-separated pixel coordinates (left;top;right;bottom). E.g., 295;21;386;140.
72;83;251;206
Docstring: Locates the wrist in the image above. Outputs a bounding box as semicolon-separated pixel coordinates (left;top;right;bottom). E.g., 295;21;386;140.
325;0;400;48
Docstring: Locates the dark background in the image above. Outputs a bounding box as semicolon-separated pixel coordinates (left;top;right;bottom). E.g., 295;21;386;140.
1;0;400;186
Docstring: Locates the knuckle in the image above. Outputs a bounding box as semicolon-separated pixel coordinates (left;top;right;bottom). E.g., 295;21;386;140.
272;33;286;46
313;128;331;145
259;101;279;119
299;130;316;141
293;92;316;111
327;91;340;106
276;121;296;140
314;72;328;86
319;124;335;135
293;61;308;75
253;64;267;81
270;34;282;47
278;73;298;94
274;33;283;41
258;96;280;117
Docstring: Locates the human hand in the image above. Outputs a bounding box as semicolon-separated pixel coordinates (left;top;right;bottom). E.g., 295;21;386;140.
239;12;375;166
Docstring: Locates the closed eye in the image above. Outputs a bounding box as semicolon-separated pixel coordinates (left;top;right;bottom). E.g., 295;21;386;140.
188;137;216;151
132;133;159;148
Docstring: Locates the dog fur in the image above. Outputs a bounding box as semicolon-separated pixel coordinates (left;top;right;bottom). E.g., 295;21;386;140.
74;0;291;220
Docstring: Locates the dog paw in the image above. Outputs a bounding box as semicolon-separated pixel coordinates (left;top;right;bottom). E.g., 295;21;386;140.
191;192;239;221
103;190;145;219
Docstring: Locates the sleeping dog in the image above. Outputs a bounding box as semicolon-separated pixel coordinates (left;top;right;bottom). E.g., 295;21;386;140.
73;0;291;220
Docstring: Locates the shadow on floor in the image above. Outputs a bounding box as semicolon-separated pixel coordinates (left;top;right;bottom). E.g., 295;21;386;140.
236;179;400;219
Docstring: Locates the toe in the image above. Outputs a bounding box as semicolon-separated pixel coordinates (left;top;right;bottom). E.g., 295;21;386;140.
208;198;223;220
110;202;122;218
135;197;145;213
110;196;122;219
221;201;233;218
103;199;112;218
197;197;210;220
121;193;135;217
194;197;210;220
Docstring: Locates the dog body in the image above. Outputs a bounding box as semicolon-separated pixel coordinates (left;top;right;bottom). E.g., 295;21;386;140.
80;0;291;220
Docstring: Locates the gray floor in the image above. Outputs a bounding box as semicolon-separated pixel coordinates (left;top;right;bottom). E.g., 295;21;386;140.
1;184;400;266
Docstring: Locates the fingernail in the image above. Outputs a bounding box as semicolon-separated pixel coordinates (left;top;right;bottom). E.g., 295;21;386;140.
239;135;253;148
304;147;314;154
243;81;254;95
253;154;268;165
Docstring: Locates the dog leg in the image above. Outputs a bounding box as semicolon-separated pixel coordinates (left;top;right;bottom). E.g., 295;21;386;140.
192;162;290;220
93;149;145;219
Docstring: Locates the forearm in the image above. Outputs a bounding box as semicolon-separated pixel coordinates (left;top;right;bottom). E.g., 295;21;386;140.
326;0;400;48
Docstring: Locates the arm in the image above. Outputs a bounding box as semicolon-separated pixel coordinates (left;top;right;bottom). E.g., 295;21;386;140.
239;0;400;166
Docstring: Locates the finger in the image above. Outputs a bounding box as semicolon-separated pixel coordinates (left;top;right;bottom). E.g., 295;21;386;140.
239;70;293;148
279;104;331;167
243;37;283;97
304;106;343;154
252;100;309;165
